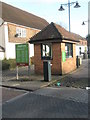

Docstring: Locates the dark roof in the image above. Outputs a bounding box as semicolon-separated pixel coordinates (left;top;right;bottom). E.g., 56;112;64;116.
1;2;49;30
71;33;86;40
29;22;83;43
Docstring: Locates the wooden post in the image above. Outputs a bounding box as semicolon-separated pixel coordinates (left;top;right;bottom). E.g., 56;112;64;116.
16;66;19;80
28;44;30;79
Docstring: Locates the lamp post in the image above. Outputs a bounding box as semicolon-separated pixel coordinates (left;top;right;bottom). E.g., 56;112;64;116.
58;0;81;32
82;20;90;58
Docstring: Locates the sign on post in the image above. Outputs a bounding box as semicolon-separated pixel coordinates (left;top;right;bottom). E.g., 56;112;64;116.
15;44;29;80
62;51;66;62
16;44;29;66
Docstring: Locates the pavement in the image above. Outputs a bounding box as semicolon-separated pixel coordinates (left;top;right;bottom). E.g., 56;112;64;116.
1;65;64;91
1;59;89;91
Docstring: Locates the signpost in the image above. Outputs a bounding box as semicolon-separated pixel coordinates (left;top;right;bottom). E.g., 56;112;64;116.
15;44;29;79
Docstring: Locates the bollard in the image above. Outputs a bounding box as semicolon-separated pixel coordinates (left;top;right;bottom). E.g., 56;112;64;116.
76;56;79;68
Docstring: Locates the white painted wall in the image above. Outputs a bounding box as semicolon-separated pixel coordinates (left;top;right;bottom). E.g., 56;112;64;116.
0;23;5;60
0;52;4;60
29;44;34;57
76;45;87;57
3;23;34;60
4;23;20;59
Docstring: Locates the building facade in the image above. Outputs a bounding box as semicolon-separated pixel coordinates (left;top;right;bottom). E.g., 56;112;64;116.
30;22;80;75
0;2;48;60
76;39;87;58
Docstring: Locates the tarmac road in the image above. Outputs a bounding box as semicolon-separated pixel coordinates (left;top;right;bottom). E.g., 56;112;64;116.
2;90;88;118
1;87;27;104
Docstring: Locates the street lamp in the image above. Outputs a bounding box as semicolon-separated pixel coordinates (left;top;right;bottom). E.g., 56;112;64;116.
82;20;90;58
58;0;81;32
82;21;88;25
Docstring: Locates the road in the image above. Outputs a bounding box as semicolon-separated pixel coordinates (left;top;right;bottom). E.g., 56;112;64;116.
1;87;27;104
2;88;88;118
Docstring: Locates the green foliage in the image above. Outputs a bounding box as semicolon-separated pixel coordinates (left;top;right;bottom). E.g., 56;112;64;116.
2;59;16;70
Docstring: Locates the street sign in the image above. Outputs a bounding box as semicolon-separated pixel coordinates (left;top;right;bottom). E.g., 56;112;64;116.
16;44;29;66
62;51;66;62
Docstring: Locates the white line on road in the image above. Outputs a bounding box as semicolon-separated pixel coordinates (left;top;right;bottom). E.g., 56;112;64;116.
3;92;30;105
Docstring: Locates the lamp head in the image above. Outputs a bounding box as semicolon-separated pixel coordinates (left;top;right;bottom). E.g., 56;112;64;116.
58;5;65;11
74;2;81;8
82;21;85;25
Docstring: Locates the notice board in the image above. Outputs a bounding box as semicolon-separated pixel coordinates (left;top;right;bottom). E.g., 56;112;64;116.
16;44;29;66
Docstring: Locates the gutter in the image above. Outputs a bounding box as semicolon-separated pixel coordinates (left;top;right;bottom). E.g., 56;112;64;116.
29;37;80;44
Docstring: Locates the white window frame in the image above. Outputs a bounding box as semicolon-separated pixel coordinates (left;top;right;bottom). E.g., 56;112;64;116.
16;27;26;38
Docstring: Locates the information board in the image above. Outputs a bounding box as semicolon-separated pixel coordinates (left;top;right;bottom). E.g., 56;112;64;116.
16;44;29;66
62;51;66;62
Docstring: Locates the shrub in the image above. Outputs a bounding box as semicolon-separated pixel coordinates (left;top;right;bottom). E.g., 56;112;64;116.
2;60;10;70
2;59;16;70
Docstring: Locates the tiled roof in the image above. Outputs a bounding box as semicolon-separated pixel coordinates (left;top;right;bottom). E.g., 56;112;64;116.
30;22;85;43
1;2;49;30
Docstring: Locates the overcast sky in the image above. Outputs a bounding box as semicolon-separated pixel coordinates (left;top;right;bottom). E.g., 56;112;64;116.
1;0;90;37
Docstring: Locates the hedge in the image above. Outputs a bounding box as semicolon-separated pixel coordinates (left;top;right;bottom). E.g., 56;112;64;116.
2;59;16;70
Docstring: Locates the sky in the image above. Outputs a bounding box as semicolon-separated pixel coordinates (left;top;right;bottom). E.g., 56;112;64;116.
1;0;90;38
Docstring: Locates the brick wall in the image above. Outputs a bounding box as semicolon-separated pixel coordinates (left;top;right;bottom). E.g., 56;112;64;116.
79;39;87;46
51;43;62;75
34;42;76;75
34;43;62;75
8;23;40;43
34;44;43;74
61;43;76;74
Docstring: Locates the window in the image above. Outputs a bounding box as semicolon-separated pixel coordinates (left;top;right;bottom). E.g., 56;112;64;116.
22;28;26;37
41;44;52;60
16;27;26;37
65;43;73;58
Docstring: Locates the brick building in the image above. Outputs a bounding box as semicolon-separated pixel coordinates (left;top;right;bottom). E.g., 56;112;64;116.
0;2;48;60
72;33;87;58
29;22;82;75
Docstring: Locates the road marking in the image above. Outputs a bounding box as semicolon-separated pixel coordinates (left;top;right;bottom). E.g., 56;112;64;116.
3;92;29;105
